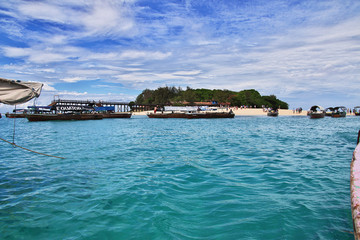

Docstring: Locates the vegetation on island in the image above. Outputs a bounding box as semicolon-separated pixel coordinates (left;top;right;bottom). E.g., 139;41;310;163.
134;86;289;109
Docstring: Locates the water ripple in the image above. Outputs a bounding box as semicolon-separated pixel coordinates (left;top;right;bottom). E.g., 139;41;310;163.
0;116;356;239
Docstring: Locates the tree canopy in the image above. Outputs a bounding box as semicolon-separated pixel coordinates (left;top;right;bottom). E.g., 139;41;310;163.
135;86;288;109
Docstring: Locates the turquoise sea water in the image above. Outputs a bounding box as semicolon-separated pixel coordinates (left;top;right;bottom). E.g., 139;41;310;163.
0;115;358;239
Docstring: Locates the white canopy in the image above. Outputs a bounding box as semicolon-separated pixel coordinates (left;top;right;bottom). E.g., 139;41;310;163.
0;78;43;105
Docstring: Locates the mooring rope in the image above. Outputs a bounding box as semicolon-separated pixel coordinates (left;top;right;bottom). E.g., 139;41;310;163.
12;105;16;144
0;137;65;159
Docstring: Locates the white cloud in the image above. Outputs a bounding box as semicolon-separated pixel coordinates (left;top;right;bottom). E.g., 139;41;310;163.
61;77;87;83
119;50;172;60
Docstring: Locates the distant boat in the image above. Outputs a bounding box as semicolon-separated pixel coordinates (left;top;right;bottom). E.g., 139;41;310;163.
354;106;360;116
186;111;235;119
5;109;28;118
332;106;347;118
147;112;188;118
26;113;103;121
267;109;278;117
309;105;325;119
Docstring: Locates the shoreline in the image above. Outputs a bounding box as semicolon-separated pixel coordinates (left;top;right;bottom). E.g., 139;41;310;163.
132;108;309;116
132;108;356;116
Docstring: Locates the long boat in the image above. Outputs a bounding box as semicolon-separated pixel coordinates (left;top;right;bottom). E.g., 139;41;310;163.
331;106;347;118
5;112;27;118
354;106;360;116
351;133;360;239
147;112;187;118
186;111;235;119
26;113;103;121
309;105;325;119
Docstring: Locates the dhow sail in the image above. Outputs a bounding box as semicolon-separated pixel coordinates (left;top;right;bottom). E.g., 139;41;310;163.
0;77;43;105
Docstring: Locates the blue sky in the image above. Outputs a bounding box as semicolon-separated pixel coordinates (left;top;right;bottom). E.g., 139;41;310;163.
0;0;359;111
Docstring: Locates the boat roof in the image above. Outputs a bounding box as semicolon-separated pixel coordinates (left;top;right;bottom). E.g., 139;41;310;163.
310;105;324;111
334;106;347;110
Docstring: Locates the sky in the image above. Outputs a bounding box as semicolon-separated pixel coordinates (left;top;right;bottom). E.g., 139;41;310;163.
0;0;359;112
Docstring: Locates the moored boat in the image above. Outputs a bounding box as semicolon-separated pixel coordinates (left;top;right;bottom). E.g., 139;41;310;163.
331;106;346;118
5;109;28;118
308;105;325;119
5;112;27;118
26;113;103;121
147;112;188;118
354;106;360;116
267;109;279;117
186;111;235;119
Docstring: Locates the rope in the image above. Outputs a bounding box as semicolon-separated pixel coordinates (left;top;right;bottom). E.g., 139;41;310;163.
0;137;65;159
13;105;16;144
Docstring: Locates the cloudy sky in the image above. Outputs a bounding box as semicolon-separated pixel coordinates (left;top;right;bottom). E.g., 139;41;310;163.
0;0;359;111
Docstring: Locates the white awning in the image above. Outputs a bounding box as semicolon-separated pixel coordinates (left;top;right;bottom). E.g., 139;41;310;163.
0;78;43;105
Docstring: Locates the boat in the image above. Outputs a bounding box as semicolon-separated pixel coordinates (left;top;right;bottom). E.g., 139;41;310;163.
186;111;235;119
331;106;346;118
354;106;360;116
26;113;103;121
308;105;325;119
267;109;279;117
5;109;28;118
351;132;360;239
147;111;188;118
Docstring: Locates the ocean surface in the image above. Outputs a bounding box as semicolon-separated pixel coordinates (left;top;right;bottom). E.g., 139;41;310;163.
0;115;358;239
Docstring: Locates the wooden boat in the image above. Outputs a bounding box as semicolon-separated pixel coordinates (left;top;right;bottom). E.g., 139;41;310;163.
351;132;360;239
147;112;188;118
331;106;346;118
26;113;103;121
267;109;279;117
309;105;325;119
186;111;235;119
101;112;132;118
5;112;27;118
354;106;360;116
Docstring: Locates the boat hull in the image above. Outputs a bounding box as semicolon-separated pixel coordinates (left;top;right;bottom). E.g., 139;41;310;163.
26;113;103;121
267;112;279;117
147;113;188;118
5;113;27;118
309;112;325;119
186;112;235;119
332;113;346;118
101;112;132;118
